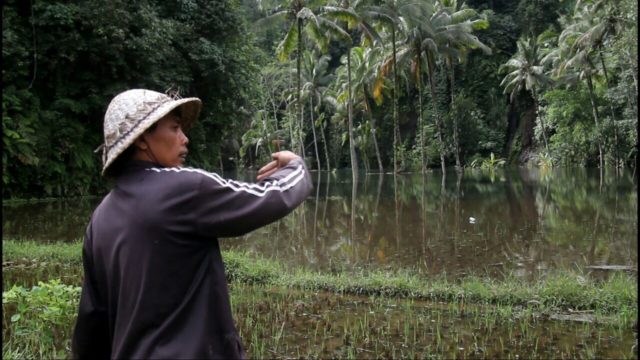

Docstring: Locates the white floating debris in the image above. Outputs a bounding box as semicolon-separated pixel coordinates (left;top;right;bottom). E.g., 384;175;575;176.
469;217;476;224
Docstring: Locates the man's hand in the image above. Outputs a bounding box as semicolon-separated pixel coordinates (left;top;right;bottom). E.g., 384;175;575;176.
257;151;300;181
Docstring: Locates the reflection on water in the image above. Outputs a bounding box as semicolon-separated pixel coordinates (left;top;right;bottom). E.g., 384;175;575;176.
2;197;100;243
3;167;637;279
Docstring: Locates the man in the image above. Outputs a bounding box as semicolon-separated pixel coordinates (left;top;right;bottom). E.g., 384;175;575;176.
72;89;312;359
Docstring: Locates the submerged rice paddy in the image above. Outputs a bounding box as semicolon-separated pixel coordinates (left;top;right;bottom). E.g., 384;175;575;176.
232;286;636;359
3;240;637;359
3;168;637;358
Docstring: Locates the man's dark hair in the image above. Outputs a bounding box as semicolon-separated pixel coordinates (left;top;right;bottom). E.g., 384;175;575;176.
104;145;136;179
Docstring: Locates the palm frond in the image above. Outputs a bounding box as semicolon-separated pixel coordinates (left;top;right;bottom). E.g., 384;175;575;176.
359;21;383;46
256;10;289;28
421;38;438;53
277;22;299;62
305;20;329;52
322;6;360;29
451;8;477;23
319;17;351;43
297;8;319;28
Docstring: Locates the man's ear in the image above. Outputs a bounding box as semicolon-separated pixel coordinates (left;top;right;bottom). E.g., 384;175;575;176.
134;136;148;150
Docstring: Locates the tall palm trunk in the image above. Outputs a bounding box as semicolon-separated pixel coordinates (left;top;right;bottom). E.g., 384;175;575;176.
449;63;461;170
319;115;331;171
428;56;446;174
392;28;401;173
297;18;305;158
364;87;383;173
309;96;321;170
288;64;296;152
586;73;604;169
348;46;359;182
599;51;619;167
417;61;426;173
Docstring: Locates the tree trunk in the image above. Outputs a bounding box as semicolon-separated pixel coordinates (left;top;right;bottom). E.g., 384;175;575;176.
309;96;321;170
392;28;400;173
428;56;446;174
351;175;358;247
319;114;331;171
600;51;620;167
288;62;296;152
347;46;359;182
297;18;305;158
586;73;604;169
450;64;461;170
363;149;370;173
418;66;426;174
364;88;384;173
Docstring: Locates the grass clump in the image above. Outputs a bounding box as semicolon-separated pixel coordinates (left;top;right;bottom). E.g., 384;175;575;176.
3;241;82;265
223;250;280;284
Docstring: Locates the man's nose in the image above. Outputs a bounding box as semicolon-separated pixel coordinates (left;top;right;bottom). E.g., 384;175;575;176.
180;129;189;145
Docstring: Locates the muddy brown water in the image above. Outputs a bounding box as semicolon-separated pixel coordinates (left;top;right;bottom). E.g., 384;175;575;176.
4;167;636;280
2;167;637;359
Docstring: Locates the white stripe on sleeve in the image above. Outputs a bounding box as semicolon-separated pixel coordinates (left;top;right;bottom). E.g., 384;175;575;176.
146;165;305;198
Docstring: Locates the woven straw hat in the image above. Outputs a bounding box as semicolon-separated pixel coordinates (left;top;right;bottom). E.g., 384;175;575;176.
99;89;202;175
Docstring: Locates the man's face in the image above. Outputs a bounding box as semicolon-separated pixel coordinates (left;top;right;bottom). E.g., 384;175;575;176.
141;113;189;167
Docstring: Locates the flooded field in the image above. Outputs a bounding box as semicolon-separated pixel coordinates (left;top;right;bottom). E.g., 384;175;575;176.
3;167;637;279
3;166;637;359
232;286;636;359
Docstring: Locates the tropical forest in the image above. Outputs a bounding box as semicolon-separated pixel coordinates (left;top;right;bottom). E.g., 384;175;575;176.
2;0;638;358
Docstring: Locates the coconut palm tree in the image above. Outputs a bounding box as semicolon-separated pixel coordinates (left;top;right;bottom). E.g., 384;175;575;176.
433;0;492;169
336;46;386;173
261;0;336;157
301;51;335;170
322;2;385;173
391;11;436;173
321;5;358;180
364;0;434;172
566;0;628;166
500;35;554;153
543;7;608;169
355;46;386;173
362;1;404;173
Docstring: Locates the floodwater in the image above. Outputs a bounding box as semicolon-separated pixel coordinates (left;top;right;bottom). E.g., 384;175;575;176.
232;286;637;359
2;167;637;279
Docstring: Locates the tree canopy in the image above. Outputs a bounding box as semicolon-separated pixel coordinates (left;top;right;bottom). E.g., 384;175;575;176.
3;0;637;199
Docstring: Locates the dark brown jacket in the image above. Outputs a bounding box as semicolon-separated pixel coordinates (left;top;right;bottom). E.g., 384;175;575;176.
72;158;312;359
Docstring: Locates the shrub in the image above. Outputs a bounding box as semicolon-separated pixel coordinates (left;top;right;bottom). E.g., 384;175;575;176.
3;280;80;359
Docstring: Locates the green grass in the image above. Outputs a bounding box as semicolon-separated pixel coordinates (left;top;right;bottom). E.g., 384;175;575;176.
3;241;82;265
3;240;637;316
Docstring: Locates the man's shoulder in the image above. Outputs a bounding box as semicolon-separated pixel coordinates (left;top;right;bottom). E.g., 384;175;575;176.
143;166;223;187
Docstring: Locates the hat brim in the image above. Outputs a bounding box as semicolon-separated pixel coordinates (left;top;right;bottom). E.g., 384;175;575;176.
101;97;202;175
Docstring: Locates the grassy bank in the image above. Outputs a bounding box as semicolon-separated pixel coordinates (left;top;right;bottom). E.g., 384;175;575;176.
3;240;638;359
3;240;638;315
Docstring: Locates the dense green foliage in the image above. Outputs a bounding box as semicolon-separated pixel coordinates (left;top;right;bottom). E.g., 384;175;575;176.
244;0;637;171
3;0;637;198
3;280;80;359
3;0;262;198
